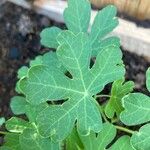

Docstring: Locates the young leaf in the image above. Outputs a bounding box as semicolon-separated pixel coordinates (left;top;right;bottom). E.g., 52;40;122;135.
20;127;60;150
66;127;83;150
79;122;116;150
10;96;27;115
2;133;21;150
120;93;150;125
40;27;62;49
6;117;30;133
90;5;118;56
64;0;91;33
109;136;135;150
131;124;150;150
105;79;134;118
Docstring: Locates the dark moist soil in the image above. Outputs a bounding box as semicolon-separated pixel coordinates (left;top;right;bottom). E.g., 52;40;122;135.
0;2;150;145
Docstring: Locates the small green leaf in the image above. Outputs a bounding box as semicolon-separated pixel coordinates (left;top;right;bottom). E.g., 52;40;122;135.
6;117;30;133
10;96;27;115
131;124;150;150
146;67;150;92
64;0;91;33
0;117;5;126
79;123;116;150
40;26;62;49
2;133;21;150
105;79;134;118
109;136;135;150
20;127;60;150
120;93;150;125
66;127;83;150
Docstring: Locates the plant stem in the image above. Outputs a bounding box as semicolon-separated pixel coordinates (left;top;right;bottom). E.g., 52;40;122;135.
99;106;108;122
115;125;135;134
0;131;8;135
96;94;111;98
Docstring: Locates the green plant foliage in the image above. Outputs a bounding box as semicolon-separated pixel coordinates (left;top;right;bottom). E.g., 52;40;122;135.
18;0;124;141
120;68;150;125
78;123;134;150
78;123;116;150
131;124;150;150
109;136;135;150
105;79;134;118
1;0;150;149
120;93;150;125
1;133;21;150
66;128;84;150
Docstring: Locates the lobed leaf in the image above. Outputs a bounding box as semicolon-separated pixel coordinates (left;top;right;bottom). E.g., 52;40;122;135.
105;79;134;118
16;0;124;143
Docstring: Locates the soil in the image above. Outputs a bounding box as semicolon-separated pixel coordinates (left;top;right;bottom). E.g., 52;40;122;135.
0;1;150;146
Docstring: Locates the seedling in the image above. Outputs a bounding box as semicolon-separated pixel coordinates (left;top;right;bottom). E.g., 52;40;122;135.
0;0;150;149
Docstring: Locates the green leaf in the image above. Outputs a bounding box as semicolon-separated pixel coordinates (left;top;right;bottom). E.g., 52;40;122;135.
20;127;60;150
79;123;116;150
109;136;135;150
90;5;118;55
66;128;83;150
6;117;30;133
0;117;5;126
2;133;21;150
120;93;150;125
40;26;62;49
20;31;124;140
64;0;91;33
10;96;27;115
131;124;150;150
146;67;150;92
105;79;134;118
